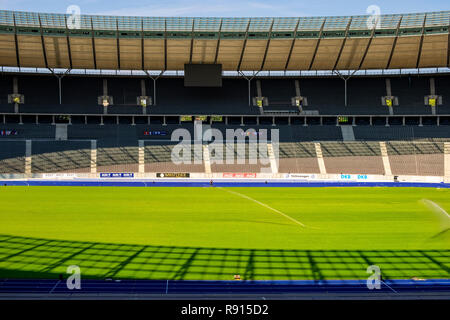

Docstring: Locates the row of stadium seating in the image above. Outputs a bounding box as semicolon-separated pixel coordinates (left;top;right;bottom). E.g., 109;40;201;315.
1;124;450;141
0;75;449;115
0;140;447;176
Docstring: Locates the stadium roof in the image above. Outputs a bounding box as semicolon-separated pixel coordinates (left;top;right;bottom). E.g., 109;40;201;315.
0;10;449;71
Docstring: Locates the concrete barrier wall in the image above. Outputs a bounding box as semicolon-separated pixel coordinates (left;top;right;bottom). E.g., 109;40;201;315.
2;172;444;184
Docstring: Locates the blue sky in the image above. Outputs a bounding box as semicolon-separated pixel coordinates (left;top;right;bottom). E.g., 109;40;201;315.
0;0;448;17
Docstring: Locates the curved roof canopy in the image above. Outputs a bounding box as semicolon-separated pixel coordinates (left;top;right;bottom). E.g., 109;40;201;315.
0;10;449;71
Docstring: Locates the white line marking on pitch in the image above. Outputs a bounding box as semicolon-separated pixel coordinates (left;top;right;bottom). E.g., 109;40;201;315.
218;187;314;229
422;199;450;218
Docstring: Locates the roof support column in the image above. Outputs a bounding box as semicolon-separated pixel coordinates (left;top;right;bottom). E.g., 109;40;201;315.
334;70;357;107
145;70;164;106
238;71;259;107
49;69;71;105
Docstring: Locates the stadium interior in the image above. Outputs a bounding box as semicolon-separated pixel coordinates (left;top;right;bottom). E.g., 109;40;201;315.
0;9;449;179
0;8;450;301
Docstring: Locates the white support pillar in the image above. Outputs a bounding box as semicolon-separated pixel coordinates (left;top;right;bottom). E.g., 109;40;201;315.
444;142;450;182
141;79;147;96
385;78;394;115
379;141;392;176
141;79;147;115
25;140;32;176
13;76;18;94
294;80;301;97
139;140;145;174
103;79;108;115
256;80;262;98
13;76;19;114
430;78;437;115
90;140;97;174
314;142;327;174
430;77;436;96
385;78;392;96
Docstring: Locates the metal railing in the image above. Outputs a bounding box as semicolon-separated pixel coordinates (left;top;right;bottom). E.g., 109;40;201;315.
1;66;450;77
0;10;449;32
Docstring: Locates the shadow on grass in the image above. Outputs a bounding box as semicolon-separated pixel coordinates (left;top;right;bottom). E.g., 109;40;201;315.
0;234;448;281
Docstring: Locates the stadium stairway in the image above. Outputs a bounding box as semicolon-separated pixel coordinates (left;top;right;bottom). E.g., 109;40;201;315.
203;145;212;174
445;142;450;182
379;142;393;176
341;126;355;141
314;143;327;174
55;124;68;141
267;143;278;174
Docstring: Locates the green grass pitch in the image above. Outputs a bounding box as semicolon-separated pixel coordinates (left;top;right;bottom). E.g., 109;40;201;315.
0;186;449;281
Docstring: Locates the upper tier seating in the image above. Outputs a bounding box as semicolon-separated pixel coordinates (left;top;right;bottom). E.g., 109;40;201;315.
1;75;449;115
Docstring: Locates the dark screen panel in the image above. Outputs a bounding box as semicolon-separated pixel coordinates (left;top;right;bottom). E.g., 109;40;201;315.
184;64;222;87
